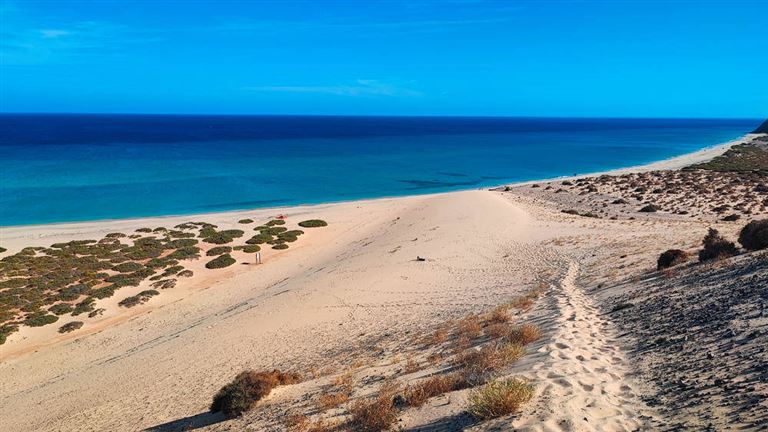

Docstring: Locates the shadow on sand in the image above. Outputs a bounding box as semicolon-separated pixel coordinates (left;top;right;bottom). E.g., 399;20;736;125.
144;411;226;432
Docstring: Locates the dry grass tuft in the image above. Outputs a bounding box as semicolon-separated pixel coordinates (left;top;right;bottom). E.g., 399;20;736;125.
404;372;470;407
210;369;302;417
427;326;449;345
456;343;526;384
317;392;349;411
467;377;534;420
455;314;483;340
332;370;356;394
404;357;421;374
484;323;509;339
507;324;541;345
508;296;535;311
488;306;511;324
284;413;337;432
348;380;400;432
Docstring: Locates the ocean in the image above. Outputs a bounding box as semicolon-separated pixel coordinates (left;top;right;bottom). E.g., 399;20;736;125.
0;114;759;226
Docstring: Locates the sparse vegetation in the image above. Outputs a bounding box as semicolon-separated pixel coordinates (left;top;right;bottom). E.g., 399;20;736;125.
210;370;301;417
507;324;541;345
467;378;534;420
404;372;470;407
347;381;400;432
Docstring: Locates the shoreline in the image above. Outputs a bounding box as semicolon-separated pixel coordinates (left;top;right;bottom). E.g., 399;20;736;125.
0;133;757;240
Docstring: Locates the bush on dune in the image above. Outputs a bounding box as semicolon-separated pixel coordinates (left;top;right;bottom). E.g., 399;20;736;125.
467;378;534;420
298;219;327;228
23;312;59;327
210;370;301;417
58;321;83;333
698;228;738;262
657;249;689;270
738;219;768;251
205;254;236;269
206;246;233;256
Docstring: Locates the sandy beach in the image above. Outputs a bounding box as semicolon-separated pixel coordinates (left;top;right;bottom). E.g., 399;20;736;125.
1;132;767;431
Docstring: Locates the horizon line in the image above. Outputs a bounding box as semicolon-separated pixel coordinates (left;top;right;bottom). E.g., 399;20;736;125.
0;112;764;121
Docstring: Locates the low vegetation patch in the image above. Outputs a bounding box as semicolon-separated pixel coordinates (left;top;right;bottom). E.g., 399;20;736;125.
205;254;236;269
404;372;470;407
347;381;400;432
298;219;328;228
738;219;768;251
467;377;534;420
58;321;83;333
206;246;233;256
23;312;59;327
210;370;301;418
699;228;738;262
118;290;159;308
657;249;689;270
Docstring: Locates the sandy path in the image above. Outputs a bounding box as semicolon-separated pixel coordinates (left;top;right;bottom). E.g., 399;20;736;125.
516;262;659;431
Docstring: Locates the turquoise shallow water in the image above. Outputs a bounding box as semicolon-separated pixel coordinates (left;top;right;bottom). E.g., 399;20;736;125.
0;115;759;226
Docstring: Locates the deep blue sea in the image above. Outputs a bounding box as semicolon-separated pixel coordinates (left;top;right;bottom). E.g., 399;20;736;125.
0;114;760;226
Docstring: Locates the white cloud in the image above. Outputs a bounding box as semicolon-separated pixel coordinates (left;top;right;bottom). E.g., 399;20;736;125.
243;80;421;97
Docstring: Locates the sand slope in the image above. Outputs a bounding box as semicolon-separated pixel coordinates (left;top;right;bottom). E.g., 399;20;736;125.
0;190;556;432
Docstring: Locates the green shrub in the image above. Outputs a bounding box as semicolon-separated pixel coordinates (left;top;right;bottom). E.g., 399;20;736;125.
238;219;254;224
298;219;327;228
118;290;159;308
90;286;117;299
207;246;233;256
203;230;245;245
167;246;200;260
58;284;89;301
259;227;287;236
135;228;152;233
58;321;83;333
177;269;194;277
242;245;261;253
206;254;236;269
0;324;19;345
49;303;74;315
265;219;286;226
112;261;144;273
272;244;289;250
210;370;301;417
246;233;274;244
72;297;96;316
24;312;59;327
88;308;105;318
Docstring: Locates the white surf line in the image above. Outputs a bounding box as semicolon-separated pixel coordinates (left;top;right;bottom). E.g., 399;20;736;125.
518;262;660;432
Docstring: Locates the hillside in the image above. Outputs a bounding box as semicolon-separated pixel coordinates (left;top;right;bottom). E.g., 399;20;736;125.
754;119;768;134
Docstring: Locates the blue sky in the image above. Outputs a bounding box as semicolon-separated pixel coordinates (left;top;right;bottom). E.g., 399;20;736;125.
0;0;766;117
